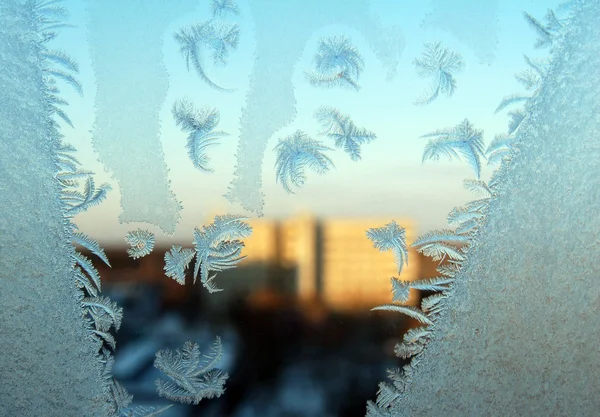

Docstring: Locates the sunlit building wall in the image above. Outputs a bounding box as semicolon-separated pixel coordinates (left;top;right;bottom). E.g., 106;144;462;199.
237;215;420;311
236;219;279;263
279;214;318;301
319;219;420;311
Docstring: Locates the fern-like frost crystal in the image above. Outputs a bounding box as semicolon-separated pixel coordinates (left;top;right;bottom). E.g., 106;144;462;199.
315;106;376;161
72;251;102;295
494;53;549;135
72;231;111;267
486;133;515;166
366;220;408;275
420;118;486;179
172;98;228;172
413;41;463;105
390;277;410;303
204;21;240;67
125;229;155;259
523;9;564;48
192;215;253;293
411;229;470;263
211;0;240;18
274;130;334;193
371;305;433;325
81;296;123;333
154;338;228;405
38;22;82;128
164;245;196;285
55;146;112;214
174;18;239;91
305;36;364;90
60;176;112;217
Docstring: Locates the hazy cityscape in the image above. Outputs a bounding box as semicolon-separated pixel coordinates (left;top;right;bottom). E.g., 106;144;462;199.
97;214;430;310
90;214;439;416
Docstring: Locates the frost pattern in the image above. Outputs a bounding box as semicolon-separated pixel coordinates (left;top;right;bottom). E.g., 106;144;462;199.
172;98;228;173
420;119;486;179
523;9;565;49
0;2;118;414
164;245;196;285
225;0;404;215
154;338;228;405
485;133;515;165
164;215;253;293
371;304;433;326
125;229;156;259
72;230;111;267
61;176;112;217
108;379;133;415
84;296;123;351
413;41;463;106
305;36;365;90
211;0;240;18
40;21;83;127
365;163;498;415
192;214;252;293
315;106;376;161
273;130;335;193
2;2;237;416
366;221;408;275
367;1;600;415
174;19;239;92
495;55;548;134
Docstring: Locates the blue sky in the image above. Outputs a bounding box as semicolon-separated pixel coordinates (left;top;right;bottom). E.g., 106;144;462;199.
51;0;564;244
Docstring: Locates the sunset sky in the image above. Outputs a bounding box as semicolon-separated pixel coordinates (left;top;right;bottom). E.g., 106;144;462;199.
50;0;564;244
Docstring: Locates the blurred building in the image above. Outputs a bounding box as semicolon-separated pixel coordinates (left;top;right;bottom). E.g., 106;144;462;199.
207;213;422;311
95;214;432;312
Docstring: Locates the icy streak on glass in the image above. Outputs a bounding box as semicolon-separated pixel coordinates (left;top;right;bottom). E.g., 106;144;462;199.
85;0;199;234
